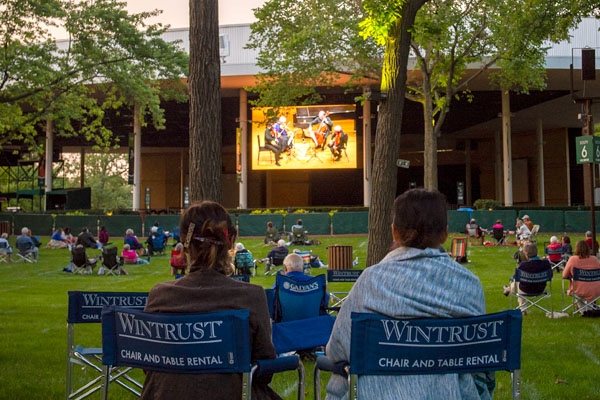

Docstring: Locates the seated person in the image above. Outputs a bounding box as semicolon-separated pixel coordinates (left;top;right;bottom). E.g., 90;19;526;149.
0;232;13;262
16;227;39;261
515;219;531;244
124;228;145;253
264;221;280;244
503;242;552;315
63;244;99;273
327;125;348;161
27;229;41;248
121;244;149;265
562;235;573;259
76;227;100;249
141;201;279;399
546;236;564;263
46;228;68;249
170;226;180;243
465;218;484;244
585;231;599;254
98;226;110;246
492;219;506;243
146;226;166;255
288;219;309;245
264;123;282;166
233;242;254;275
260;239;289;273
63;227;76;245
325;189;490;399
563;240;600;310
169;242;187;278
522;215;534;231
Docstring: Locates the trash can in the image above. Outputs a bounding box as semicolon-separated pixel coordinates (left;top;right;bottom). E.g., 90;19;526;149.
328;245;353;270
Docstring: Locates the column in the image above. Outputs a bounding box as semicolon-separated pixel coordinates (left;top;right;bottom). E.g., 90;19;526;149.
495;130;503;201
501;90;513;206
239;89;248;209
79;148;85;188
465;139;472;205
132;104;142;210
44;119;53;194
363;89;372;207
537;118;545;206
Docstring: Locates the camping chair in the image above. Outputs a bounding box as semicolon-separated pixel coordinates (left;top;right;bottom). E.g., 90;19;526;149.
466;224;483;246
257;134;274;165
544;246;567;272
266;249;288;276
313;310;523;400
562;268;600;315
70;246;99;275
290;226;309;245
294;250;313;275
149;233;166;255
234;251;256;276
15;240;36;263
529;225;540;244
274;273;328;323
101;247;123;276
66;291;148;400
509;268;553;314
448;237;468;263
170;249;187;278
0;241;10;263
326;270;363;314
493;227;507;244
100;307;305;400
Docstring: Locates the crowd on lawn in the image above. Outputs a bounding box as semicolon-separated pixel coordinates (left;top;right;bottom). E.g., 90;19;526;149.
4;190;600;399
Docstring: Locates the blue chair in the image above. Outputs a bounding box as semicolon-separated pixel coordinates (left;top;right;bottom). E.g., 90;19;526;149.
100;307;305;400
509;268;553;314
149;233;166;255
274;273;328;323
314;310;522;400
562;267;600;315
265;288;275;320
231;274;250;283
326;270;363;314
235;251;256;276
66;291;148;400
544;246;566;272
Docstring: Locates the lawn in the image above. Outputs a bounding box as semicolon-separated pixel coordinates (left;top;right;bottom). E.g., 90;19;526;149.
0;233;598;399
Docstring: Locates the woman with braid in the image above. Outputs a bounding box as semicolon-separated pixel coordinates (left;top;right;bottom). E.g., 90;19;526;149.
141;201;281;399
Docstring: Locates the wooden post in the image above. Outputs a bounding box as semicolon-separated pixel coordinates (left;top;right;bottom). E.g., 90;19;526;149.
239;88;248;209
537;118;545;206
495;130;503;201
501;90;513;206
132;104;142;210
363;88;372;207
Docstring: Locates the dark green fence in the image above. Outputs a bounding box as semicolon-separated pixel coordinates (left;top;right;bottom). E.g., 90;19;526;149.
448;211;471;233
144;215;182;236
517;210;565;233
13;214;54;236
237;214;284;237
99;215;143;238
564;211;599;233
55;215;99;236
471;210;517;231
332;212;369;235
285;213;331;235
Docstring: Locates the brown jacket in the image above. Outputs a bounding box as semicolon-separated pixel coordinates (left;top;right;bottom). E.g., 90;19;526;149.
141;268;282;400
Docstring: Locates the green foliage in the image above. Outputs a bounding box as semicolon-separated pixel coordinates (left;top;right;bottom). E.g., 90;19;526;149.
0;0;189;152
473;199;504;210
359;0;406;46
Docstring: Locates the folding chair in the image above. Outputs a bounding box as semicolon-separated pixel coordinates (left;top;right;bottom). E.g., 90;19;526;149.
100;307;305;400
266;249;288;276
149;233;166;256
545;246;566;272
448;237;468;263
15;241;37;263
529;225;540;244
235;251;256;276
294;250;313;275
313;310;522;400
493;227;507;244
231;274;250;282
274;273;328;323
562;267;600;315
509;269;553;314
66;291;148;400
0;241;10;263
290;227;309;245
70;246;99;275
101;247;123;276
466;225;483;246
326;270;363;314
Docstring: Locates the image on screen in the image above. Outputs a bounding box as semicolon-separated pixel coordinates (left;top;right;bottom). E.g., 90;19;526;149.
251;104;357;170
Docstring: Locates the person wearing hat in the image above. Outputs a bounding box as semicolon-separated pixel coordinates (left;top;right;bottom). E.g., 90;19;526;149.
327;125;348;161
522;215;533;231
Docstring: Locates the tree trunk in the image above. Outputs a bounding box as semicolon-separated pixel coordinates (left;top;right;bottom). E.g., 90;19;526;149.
366;0;426;267
188;0;222;203
422;74;437;190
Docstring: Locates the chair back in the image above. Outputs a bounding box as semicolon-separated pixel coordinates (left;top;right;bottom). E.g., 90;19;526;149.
102;246;119;269
271;250;288;266
326;270;362;283
292;226;304;238
274;274;326;322
493;228;505;241
265;288;275;319
230;274;250;282
466;224;478;237
151;233;166;250
16;238;33;253
235;251;254;269
513;268;553;284
68;291;148;325
170;250;187;268
573;267;600;283
71;246;88;267
124;236;136;247
0;240;8;250
450;237;467;262
294;250;312;269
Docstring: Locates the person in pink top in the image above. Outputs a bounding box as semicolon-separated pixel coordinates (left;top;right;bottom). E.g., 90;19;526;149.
563;240;600;310
122;243;150;265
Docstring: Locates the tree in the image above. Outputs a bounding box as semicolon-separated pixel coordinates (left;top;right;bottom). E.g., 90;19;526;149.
0;0;189;151
188;0;222;202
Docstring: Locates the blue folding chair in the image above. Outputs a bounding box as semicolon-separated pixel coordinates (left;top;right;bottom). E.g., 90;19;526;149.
562;267;600;315
274;273;328;323
509;268;554;314
235;251;257;276
150;233;166;255
100;307;305;400
66;291;148;400
314;310;522;400
544;246;566;272
265;288;275;320
326;270;363;314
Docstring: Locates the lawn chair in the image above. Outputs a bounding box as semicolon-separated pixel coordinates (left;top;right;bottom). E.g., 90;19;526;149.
545;246;566;272
294;250;313;275
15;240;37;263
562;268;600;315
274;273;328;323
70;246;99;275
313;310;522;400
149;233;166;256
101;247;123;276
529;225;540;244
448;237;468;263
326;270;363;314
509;269;553;314
234;250;256;276
266;249;288;276
100;307;305;400
66;291;148;400
0;241;10;263
290;226;309;245
493;227;507;244
466;223;483;246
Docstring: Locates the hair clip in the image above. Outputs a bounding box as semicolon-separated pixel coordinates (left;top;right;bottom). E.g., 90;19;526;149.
184;222;195;249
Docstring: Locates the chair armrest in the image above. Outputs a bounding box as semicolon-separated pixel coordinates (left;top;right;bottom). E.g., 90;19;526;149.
316;355;348;378
253;355;300;376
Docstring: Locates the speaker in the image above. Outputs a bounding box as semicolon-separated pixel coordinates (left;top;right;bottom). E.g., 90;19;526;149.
581;48;596;81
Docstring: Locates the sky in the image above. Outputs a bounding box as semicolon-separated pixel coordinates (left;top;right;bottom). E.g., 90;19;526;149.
50;0;266;39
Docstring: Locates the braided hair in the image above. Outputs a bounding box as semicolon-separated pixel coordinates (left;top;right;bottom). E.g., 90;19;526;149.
180;201;237;275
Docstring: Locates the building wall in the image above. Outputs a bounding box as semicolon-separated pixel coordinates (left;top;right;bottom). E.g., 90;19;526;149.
140;151;182;209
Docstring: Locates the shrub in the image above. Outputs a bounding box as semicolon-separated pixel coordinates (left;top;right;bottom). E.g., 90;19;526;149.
473;199;503;210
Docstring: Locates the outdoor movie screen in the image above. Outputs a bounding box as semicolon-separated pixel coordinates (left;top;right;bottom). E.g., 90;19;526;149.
251;104;357;170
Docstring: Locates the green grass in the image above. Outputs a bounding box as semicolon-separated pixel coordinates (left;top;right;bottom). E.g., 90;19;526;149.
0;234;598;399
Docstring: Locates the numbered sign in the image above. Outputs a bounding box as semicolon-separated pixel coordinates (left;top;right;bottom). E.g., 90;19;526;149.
576;136;600;164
